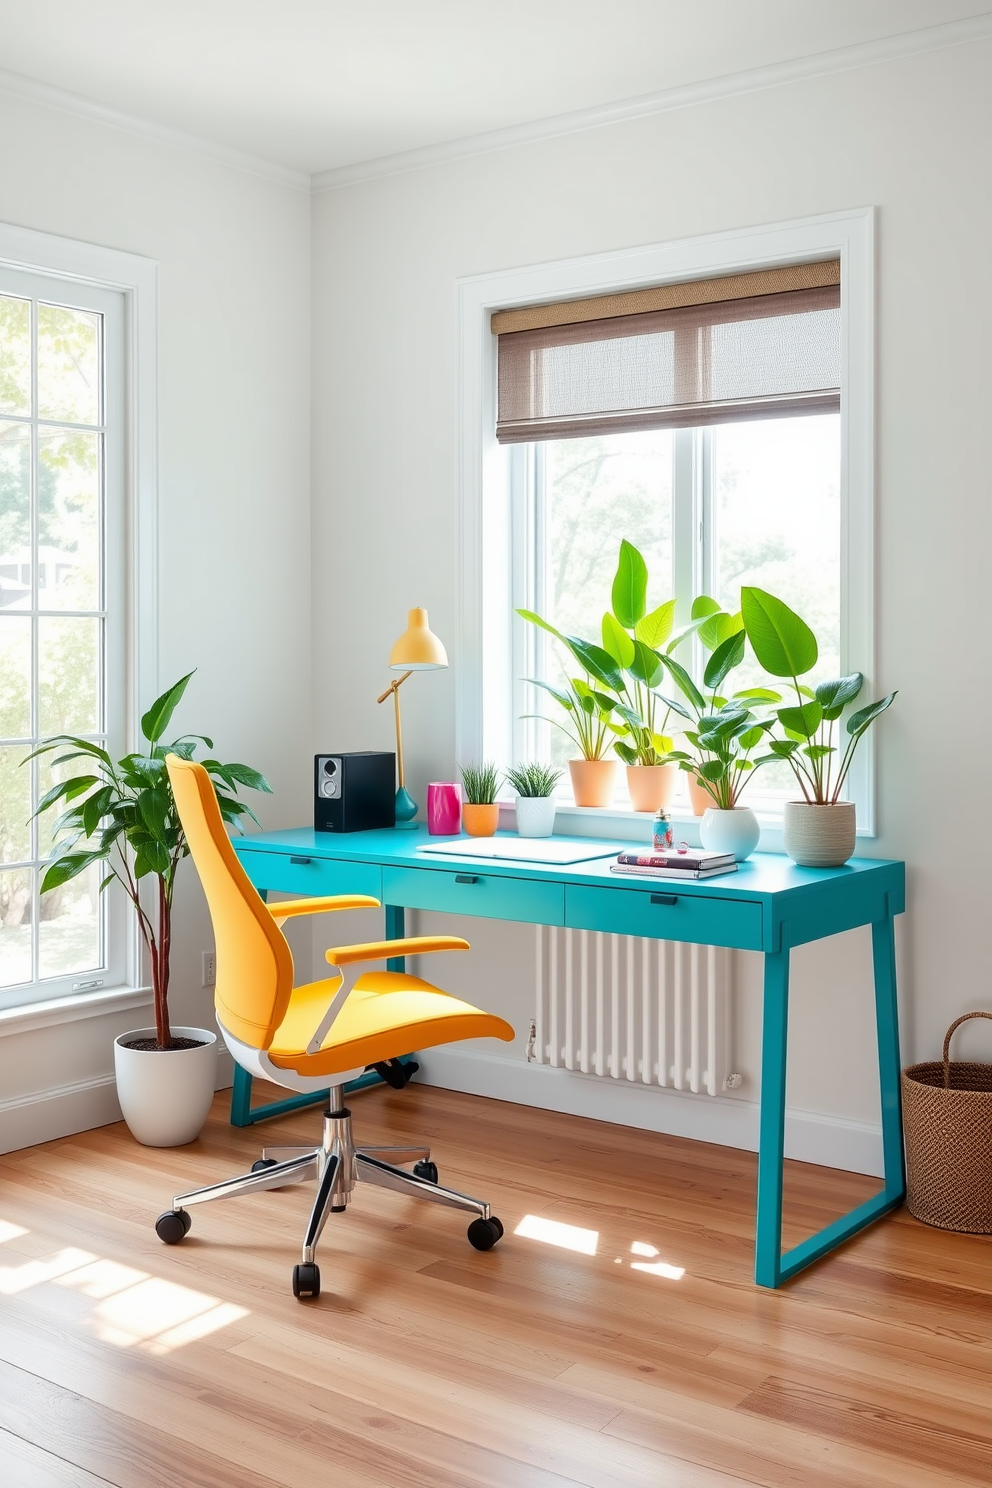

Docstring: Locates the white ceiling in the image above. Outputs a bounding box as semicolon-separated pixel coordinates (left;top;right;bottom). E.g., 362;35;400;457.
0;1;987;177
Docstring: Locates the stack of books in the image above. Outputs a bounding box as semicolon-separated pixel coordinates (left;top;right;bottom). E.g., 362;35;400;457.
610;848;737;880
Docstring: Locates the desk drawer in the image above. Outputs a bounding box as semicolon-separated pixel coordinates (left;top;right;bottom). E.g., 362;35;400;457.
565;883;762;950
238;850;382;902
382;865;564;926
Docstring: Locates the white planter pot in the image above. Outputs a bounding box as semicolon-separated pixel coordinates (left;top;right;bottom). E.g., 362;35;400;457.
515;795;556;837
114;1025;217;1147
783;800;856;867
699;806;760;861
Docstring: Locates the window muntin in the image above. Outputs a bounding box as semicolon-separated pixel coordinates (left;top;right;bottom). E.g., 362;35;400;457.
0;272;125;1003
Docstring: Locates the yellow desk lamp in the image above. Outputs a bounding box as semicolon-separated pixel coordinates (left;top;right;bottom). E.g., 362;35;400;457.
377;607;448;827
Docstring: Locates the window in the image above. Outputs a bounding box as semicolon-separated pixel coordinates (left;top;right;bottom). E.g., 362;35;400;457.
458;211;875;833
511;414;840;815
0;265;127;1005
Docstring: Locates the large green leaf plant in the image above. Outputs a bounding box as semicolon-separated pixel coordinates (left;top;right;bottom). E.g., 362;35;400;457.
26;672;271;1049
740;587;896;805
661;597;782;810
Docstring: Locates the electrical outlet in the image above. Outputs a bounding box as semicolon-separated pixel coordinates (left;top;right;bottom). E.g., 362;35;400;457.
202;951;216;987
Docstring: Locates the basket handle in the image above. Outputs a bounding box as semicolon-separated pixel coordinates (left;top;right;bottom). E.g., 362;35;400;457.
942;1011;992;1087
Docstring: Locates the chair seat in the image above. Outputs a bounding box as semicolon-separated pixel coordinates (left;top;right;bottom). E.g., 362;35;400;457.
267;969;514;1076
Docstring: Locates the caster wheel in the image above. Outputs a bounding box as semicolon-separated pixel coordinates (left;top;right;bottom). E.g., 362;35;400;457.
292;1262;320;1300
413;1160;438;1184
467;1216;503;1251
251;1158;278;1173
155;1209;191;1245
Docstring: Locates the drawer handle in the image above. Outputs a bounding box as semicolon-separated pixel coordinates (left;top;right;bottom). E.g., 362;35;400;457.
455;874;480;884
289;856;312;865
650;893;678;906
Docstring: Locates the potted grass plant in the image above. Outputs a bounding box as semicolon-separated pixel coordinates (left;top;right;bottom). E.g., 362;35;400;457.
28;671;271;1146
740;587;896;866
460;761;502;837
505;762;563;838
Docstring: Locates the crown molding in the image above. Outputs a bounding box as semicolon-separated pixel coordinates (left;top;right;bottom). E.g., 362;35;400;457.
0;65;310;192
312;10;992;193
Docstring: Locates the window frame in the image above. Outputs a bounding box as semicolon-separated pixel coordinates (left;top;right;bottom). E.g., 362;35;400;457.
457;209;876;843
0;222;158;1012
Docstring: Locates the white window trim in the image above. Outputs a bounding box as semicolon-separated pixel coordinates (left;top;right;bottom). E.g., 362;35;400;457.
457;208;876;847
0;220;158;1010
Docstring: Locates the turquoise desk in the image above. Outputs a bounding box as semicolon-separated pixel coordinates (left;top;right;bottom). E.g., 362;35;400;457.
232;825;906;1289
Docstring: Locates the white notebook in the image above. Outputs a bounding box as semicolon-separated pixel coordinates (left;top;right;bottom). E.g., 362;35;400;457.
415;837;623;866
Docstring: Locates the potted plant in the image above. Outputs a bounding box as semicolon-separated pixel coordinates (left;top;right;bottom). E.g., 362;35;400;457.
740;587;896;866
460;761;502;837
659;597;781;860
597;540;690;813
505;762;563;838
516;613;622;807
28;671;271;1146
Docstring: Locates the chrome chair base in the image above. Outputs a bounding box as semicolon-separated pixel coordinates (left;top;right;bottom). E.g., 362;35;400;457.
155;1083;504;1298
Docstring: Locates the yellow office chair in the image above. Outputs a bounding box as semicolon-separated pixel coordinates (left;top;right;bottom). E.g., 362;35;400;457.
155;755;514;1300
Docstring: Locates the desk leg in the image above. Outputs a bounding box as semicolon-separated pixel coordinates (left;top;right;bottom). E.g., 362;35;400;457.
229;897;412;1128
872;914;906;1204
754;912;905;1288
755;949;790;1289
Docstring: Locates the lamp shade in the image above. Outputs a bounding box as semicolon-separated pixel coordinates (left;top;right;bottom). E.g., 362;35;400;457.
389;608;448;670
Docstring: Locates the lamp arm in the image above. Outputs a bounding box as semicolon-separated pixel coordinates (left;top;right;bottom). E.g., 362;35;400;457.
376;671;413;788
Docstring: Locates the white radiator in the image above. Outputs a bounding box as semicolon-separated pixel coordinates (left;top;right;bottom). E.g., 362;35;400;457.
530;927;740;1096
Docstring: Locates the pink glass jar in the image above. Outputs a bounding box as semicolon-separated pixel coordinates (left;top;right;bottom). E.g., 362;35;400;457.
427;782;462;835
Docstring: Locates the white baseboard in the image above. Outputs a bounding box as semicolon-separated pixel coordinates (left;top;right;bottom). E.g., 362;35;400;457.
416;1046;885;1178
0;1047;238;1156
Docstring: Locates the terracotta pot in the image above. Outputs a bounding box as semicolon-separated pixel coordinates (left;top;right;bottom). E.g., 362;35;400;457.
699;806;760;861
783;801;856;867
462;802;499;837
687;776;715;817
568;758;620;807
625;764;677;814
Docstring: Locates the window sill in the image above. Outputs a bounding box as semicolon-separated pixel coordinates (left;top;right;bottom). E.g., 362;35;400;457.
0;984;152;1039
496;801;875;853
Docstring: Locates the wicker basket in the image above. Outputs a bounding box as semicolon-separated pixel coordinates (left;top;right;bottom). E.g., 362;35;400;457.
902;1011;992;1233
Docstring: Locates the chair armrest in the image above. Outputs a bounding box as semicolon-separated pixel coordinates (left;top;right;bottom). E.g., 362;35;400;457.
325;935;469;967
268;894;380;923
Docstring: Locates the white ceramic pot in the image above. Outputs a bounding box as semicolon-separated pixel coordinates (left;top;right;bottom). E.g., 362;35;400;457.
783;800;856;867
699;806;760;861
114;1025;218;1147
515;795;556;838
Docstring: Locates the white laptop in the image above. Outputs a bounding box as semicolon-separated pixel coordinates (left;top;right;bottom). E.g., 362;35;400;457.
415;837;624;866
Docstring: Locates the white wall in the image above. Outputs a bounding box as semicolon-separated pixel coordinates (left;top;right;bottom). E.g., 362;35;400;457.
310;39;992;1172
0;90;312;1147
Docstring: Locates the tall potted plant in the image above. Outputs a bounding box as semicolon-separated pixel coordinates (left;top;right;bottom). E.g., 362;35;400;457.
515;615;622;807
660;602;780;860
740;587;896;866
28;671;271;1145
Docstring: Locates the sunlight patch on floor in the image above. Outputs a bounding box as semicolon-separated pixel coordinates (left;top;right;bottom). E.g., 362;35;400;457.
514;1214;599;1255
0;1226;249;1352
628;1240;685;1280
0;1219;29;1245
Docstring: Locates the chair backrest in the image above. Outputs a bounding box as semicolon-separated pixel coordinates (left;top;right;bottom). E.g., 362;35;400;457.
166;755;294;1050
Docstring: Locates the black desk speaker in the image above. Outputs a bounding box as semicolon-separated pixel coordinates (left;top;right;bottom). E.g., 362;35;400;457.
314;752;395;832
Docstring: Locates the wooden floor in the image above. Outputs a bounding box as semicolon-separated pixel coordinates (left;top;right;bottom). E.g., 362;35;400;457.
0;1084;989;1488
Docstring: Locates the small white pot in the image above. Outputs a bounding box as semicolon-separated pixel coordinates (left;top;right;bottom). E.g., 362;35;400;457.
114;1025;217;1147
699;806;760;861
515;795;556;837
783;800;856;867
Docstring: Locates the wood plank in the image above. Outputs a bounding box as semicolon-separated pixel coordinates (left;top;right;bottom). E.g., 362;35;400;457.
1;1084;989;1488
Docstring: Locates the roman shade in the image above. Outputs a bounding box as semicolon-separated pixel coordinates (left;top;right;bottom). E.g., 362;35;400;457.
494;260;841;443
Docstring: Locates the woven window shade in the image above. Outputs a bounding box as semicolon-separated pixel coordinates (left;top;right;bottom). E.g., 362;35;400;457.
494;261;840;443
